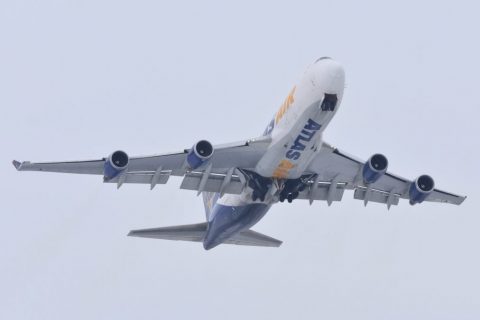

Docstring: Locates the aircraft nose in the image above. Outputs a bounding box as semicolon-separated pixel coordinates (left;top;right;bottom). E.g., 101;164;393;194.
314;58;345;94
325;59;345;82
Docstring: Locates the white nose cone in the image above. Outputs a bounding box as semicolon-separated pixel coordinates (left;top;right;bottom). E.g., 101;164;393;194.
312;58;345;95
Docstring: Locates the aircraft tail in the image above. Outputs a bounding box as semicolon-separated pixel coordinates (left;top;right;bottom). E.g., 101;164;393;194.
201;192;219;220
128;224;282;248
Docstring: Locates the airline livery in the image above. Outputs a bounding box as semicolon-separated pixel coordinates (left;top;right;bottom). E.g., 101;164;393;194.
13;57;466;250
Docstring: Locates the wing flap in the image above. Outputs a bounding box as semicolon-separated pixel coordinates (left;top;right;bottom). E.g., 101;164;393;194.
354;187;400;206
106;171;171;185
296;181;346;203
179;171;244;194
103;170;246;194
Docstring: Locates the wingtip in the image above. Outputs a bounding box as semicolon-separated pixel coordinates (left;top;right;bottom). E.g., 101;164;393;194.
12;160;22;170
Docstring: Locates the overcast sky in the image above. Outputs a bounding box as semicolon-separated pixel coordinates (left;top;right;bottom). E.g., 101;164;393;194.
1;1;479;319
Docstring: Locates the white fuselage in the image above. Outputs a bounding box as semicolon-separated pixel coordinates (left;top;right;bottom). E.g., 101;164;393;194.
217;58;345;208
257;57;345;179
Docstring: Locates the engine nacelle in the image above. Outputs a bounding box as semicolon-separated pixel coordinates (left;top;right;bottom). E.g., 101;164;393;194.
409;175;435;205
187;140;214;169
104;150;129;180
362;153;388;184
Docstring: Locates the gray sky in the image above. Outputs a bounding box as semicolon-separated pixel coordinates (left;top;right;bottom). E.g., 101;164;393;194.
1;1;479;319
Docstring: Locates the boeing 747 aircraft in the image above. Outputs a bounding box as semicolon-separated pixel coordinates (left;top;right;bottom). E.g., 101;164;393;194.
13;57;466;249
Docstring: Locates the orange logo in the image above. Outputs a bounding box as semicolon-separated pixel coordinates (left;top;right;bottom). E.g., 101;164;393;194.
275;86;296;124
272;159;295;178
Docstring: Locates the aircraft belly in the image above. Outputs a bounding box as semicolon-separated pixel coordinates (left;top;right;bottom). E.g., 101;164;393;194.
203;202;271;250
255;107;332;179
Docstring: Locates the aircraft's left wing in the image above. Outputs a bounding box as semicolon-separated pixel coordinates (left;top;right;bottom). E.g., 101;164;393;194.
300;142;466;208
13;136;271;195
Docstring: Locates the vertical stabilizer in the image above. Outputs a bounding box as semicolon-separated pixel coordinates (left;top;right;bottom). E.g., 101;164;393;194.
201;192;219;220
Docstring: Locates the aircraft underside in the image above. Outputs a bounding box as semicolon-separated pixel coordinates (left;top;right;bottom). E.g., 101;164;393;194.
13;57;466;250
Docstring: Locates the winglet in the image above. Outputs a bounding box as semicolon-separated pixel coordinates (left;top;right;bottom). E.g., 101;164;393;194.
12;160;22;170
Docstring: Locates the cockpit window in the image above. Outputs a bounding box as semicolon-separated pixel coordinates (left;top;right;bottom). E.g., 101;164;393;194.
315;56;332;63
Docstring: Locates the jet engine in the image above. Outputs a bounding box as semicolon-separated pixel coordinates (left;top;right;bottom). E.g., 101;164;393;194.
409;175;435;205
187;140;214;169
362;153;388;184
104;150;129;180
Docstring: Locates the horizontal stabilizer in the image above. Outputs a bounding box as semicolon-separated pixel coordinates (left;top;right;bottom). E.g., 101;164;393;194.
128;223;207;242
128;223;282;248
12;160;22;170
227;229;282;247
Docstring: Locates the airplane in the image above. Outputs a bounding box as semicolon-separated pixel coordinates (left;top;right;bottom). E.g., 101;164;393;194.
13;57;466;250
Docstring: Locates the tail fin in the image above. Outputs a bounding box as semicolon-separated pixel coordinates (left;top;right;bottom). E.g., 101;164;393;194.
201;192;219;220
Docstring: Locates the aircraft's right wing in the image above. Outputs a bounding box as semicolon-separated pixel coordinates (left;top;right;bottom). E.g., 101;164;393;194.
13;136;271;195
298;142;466;208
